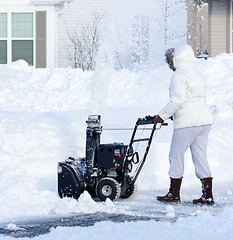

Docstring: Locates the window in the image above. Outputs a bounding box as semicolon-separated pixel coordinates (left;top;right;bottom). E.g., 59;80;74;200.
0;40;7;64
0;13;7;64
12;13;33;38
0;12;34;65
0;13;7;38
12;40;33;64
12;13;34;65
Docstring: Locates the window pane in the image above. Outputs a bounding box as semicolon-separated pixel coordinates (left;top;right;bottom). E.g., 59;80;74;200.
0;13;7;38
0;40;7;64
12;13;33;38
12;40;33;65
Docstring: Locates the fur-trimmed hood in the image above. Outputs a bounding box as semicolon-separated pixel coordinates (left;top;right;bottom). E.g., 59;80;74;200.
173;44;195;69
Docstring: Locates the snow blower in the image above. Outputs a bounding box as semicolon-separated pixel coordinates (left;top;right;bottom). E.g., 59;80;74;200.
58;115;167;201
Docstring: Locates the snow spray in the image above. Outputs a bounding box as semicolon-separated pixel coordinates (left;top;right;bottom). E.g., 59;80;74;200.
89;0;186;114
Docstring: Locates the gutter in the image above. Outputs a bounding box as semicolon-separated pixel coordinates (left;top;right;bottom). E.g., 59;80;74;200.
33;0;70;14
57;1;68;15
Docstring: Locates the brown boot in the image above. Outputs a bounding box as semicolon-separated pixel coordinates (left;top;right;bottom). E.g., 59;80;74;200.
157;178;182;202
193;178;214;205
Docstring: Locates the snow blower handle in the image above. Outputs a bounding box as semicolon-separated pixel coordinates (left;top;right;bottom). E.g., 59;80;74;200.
121;115;167;195
139;115;168;127
128;115;167;184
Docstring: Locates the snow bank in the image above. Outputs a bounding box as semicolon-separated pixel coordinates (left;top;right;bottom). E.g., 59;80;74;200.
0;54;233;226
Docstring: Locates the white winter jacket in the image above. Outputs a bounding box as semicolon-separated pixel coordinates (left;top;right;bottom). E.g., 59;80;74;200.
159;44;214;129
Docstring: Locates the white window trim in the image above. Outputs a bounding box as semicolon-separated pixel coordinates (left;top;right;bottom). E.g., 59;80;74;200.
1;11;36;66
7;11;11;64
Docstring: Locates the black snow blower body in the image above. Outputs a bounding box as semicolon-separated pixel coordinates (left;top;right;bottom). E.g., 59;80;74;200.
58;115;166;201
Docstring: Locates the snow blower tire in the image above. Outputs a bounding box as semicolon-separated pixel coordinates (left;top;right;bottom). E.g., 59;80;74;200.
96;178;121;201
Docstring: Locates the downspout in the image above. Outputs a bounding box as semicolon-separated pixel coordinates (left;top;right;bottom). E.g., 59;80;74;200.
194;0;201;7
57;1;68;15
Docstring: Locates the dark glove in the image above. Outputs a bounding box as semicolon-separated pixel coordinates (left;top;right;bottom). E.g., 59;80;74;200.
154;115;164;123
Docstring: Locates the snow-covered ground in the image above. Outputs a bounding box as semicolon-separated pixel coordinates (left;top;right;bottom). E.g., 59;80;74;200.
0;54;233;239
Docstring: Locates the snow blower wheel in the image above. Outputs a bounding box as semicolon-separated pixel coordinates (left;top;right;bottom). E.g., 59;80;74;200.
96;178;121;201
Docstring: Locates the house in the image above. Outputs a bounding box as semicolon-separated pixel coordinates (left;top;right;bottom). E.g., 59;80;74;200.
0;0;108;68
3;0;229;68
208;0;232;57
0;0;63;68
188;0;233;57
0;0;190;69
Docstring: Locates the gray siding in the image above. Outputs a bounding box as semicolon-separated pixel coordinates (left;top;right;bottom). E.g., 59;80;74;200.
36;11;47;68
209;0;230;57
57;0;109;67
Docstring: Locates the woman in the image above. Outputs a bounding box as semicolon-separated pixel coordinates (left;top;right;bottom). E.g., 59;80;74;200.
154;44;214;204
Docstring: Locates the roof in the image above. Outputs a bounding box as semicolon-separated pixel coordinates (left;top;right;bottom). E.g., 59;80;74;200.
1;0;32;4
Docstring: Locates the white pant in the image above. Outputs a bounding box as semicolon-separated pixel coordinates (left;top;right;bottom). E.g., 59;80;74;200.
168;125;212;179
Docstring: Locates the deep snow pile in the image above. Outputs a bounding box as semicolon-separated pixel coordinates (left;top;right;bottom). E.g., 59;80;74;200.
0;54;233;238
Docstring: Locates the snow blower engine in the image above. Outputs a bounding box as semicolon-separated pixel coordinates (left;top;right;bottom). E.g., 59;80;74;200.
58;115;167;201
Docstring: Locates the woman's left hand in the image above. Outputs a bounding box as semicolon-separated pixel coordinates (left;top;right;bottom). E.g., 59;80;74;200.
154;115;164;123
